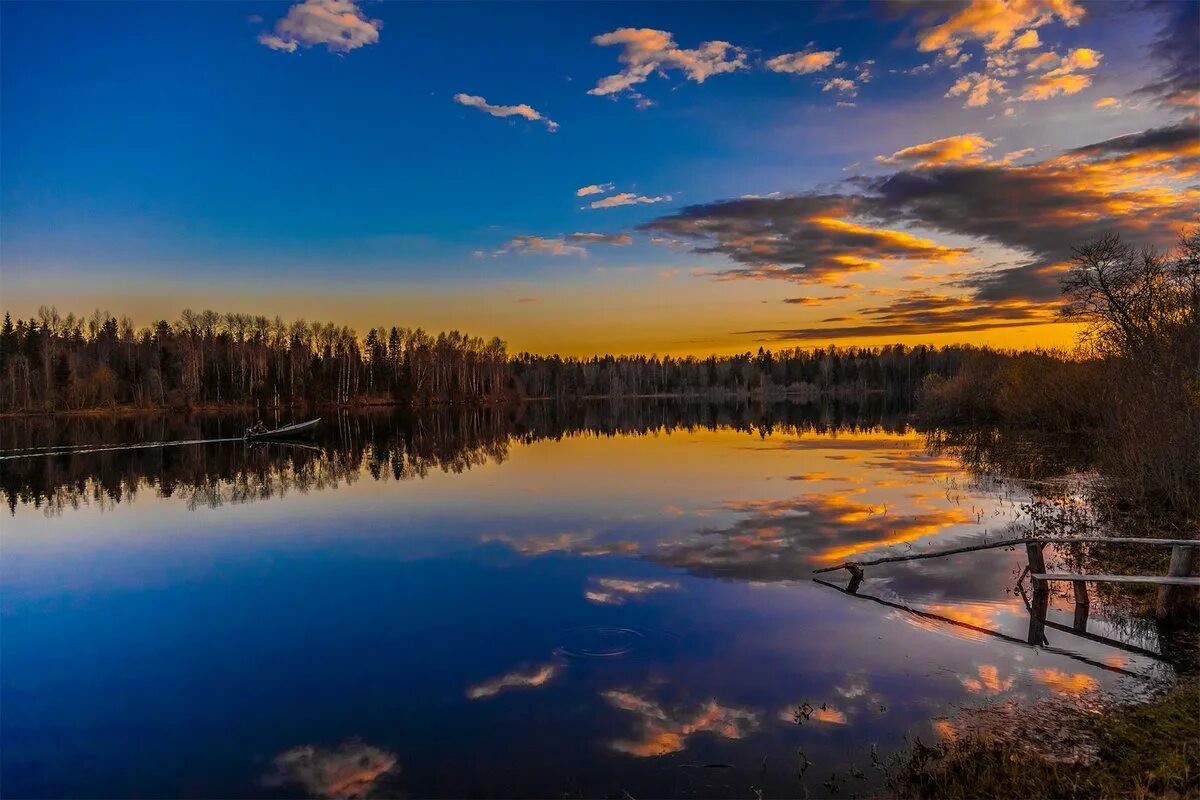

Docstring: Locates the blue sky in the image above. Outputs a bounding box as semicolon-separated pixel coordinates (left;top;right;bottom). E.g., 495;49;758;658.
2;1;1196;354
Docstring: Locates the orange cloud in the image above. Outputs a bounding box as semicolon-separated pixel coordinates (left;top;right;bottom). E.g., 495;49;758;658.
946;72;1006;107
576;183;615;197
467;663;559;699
1011;30;1041;50
767;47;841;75
267;743;397;799
812;707;848;724
876;133;996;168
917;0;1085;55
1020;70;1091;100
1020;47;1102;101
605;690;759;757
1029;668;1100;696
258;0;382;54
1026;51;1060;71
961;664;1015;694
454;93;559;132
589;28;747;99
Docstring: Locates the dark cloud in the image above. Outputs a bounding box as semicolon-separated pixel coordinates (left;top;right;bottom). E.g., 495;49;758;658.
1134;1;1199;109
640;119;1197;338
741;287;1060;341
1066;118;1200;159
736;318;1057;342
782;294;852;305
639;195;969;284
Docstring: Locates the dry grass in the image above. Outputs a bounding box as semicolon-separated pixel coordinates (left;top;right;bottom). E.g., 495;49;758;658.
890;682;1200;799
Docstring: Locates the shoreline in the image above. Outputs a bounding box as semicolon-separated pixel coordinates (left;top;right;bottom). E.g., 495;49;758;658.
0;389;894;420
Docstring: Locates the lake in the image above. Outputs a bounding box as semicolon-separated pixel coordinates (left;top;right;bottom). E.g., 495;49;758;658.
0;402;1181;798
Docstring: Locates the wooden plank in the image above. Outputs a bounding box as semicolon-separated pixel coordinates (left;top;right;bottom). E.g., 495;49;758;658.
812;536;1198;574
1032;573;1200;587
1053;537;1199;546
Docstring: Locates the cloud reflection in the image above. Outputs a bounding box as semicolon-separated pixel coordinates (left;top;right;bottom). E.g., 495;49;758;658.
1029;667;1100;696
654;492;973;580
467;663;560;699
484;532;639;557
265;742;397;799
960;664;1014;695
604;690;759;757
584;577;680;605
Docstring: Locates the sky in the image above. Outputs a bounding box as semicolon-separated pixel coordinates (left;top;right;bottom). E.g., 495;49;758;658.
1;0;1197;356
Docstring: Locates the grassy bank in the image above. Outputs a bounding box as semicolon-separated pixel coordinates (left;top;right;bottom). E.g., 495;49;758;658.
891;681;1200;799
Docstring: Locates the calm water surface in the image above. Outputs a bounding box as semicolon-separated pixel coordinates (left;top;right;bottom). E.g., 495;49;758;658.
0;404;1178;798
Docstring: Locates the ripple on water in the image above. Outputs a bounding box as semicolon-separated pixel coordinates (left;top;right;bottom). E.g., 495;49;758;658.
555;626;646;659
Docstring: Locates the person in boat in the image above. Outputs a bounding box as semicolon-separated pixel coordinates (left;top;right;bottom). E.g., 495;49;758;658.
248;419;268;435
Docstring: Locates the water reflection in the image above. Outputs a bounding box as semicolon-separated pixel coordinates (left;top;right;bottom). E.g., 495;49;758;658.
603;691;759;758
466;663;561;700
0;401;1183;798
1;400;906;515
585;578;679;605
264;742;398;799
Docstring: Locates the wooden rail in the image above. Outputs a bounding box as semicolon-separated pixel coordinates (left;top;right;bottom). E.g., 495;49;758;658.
813;578;1147;675
1033;573;1200;587
813;536;1197;621
811;536;1197;575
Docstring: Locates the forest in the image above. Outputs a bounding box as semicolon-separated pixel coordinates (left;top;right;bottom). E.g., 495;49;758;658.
0;306;987;412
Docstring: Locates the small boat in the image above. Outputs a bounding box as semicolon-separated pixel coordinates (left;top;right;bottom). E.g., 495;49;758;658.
245;418;321;440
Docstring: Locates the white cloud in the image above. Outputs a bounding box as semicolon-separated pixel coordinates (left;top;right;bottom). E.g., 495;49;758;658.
496;236;585;257
576;183;615;197
588;192;672;209
454;93;559;132
495;232;632;256
766;47;840;75
567;232;633;245
588;28;747;99
821;77;858;97
257;0;381;54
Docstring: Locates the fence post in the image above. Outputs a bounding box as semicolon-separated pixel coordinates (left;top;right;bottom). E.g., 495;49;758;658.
1026;541;1049;645
1071;579;1089;630
1157;545;1196;620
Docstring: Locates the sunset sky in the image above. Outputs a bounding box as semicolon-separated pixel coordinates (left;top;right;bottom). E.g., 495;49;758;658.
2;0;1196;356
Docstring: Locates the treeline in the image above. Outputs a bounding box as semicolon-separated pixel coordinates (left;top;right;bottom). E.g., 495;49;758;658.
0;306;992;414
0;309;510;412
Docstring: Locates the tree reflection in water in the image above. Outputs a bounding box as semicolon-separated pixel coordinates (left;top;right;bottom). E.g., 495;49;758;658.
2;398;911;515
